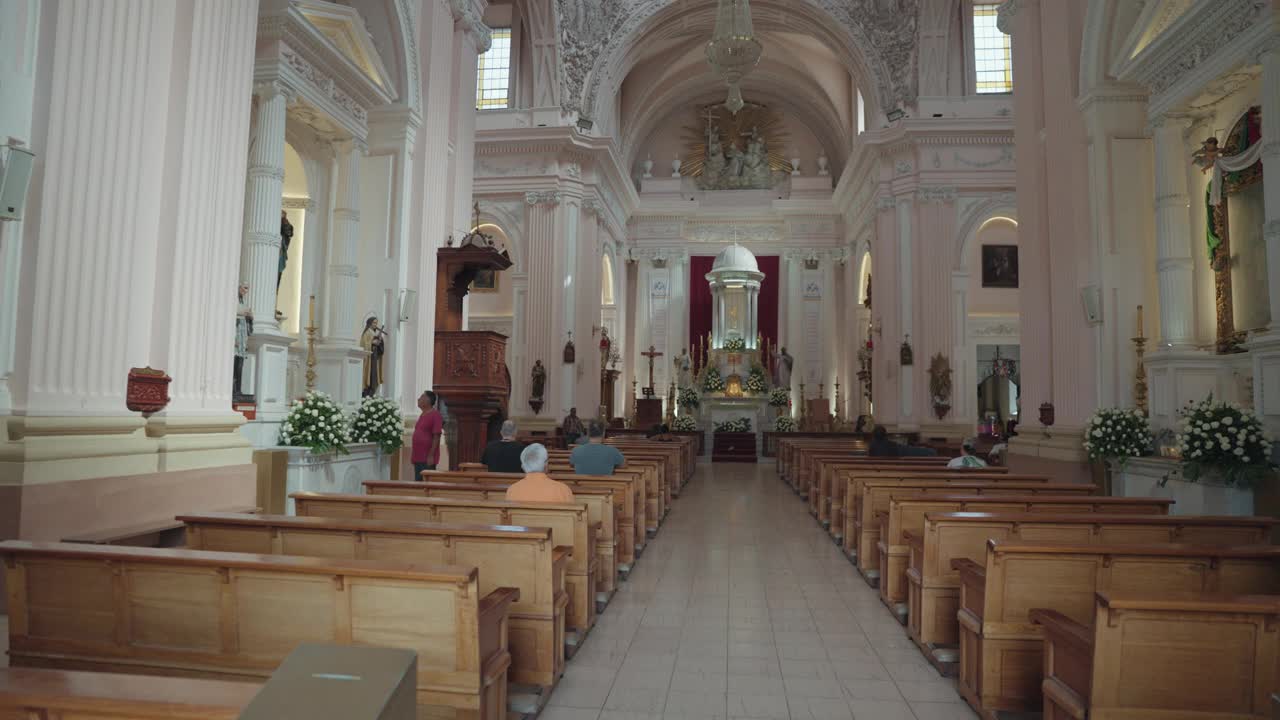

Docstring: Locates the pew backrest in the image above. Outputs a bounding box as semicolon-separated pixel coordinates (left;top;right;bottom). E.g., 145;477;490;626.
0;668;261;719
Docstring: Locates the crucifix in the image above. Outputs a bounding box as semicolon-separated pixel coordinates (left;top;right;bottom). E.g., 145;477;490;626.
641;345;663;392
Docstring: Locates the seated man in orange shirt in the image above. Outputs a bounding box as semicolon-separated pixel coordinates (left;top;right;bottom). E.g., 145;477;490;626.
504;443;575;503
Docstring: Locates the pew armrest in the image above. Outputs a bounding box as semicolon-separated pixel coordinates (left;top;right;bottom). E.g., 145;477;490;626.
1030;608;1092;651
1031;607;1094;718
478;587;521;683
952;558;986;620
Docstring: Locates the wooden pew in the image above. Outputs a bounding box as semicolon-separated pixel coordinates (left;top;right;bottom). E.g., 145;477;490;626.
0;668;261;719
0;540;517;720
61;505;258;548
421;469;644;571
808;453;949;515
291;492;599;638
905;511;1275;655
549;457;660;536
850;479;1095;572
366;480;620;600
1033;593;1280;720
879;496;1187;610
954;541;1280;715
841;471;1052;552
181;512;569;689
822;464;1009;538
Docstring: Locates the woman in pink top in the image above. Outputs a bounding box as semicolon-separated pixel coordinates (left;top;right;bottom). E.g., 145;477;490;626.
505;444;575;503
412;390;443;478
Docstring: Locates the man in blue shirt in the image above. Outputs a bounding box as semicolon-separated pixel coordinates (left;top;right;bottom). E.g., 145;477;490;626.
570;420;626;475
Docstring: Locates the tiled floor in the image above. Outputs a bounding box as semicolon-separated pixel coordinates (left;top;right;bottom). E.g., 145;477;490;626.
544;462;977;720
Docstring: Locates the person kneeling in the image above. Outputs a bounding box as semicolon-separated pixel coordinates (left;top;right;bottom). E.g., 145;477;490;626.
505;443;576;503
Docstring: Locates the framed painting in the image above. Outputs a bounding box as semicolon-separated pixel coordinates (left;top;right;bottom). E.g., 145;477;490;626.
471;268;498;293
981;245;1019;288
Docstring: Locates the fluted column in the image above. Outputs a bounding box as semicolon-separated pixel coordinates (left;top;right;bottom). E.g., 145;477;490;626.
1260;39;1280;328
748;286;759;349
242;82;292;331
327;139;363;343
1151;114;1196;348
524;191;560;412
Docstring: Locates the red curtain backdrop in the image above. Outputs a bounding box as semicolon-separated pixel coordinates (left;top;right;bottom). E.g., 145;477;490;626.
689;255;779;372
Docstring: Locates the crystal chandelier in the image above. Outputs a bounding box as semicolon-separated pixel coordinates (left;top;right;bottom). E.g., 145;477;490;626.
705;0;762;114
991;348;1017;379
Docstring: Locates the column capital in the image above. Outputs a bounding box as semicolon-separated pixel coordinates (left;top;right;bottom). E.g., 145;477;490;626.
1254;33;1280;63
330;137;368;156
1149;112;1195;133
525;190;560;206
253;80;296;104
996;0;1035;35
448;0;492;53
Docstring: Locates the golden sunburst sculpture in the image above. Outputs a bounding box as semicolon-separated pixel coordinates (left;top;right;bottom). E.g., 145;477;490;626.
680;101;793;187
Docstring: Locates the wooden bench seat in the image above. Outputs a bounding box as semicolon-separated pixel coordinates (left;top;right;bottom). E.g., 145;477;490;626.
291;491;599;636
1033;593;1280;720
851;481;1096;575
548;460;659;537
904;511;1275;654
61;505;258;548
0;540;518;720
420;470;642;569
825;466;1014;540
0;668;261;719
877;495;1181;609
840;472;1053;552
954;540;1280;716
810;456;960;518
180;512;570;689
366;480;620;598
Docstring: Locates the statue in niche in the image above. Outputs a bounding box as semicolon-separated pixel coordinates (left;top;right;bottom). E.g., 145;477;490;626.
773;346;793;388
724;143;744;179
530;360;547;400
360;317;386;397
684;102;790;191
742;127;771;186
234;283;254;401
599;327;612;368
704;124;726;179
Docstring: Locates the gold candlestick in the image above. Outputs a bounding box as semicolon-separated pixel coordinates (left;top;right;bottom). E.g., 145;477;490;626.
834;381;842;422
1133;339;1148;415
305;294;318;392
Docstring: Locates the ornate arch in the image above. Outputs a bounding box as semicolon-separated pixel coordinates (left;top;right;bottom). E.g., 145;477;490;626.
955;194;1018;270
476;201;527;274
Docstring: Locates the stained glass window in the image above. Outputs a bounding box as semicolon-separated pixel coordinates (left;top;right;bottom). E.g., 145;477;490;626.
973;5;1012;94
476;28;512;110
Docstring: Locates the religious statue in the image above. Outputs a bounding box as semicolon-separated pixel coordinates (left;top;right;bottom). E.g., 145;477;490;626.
360;317;386;397
742;126;771;186
599;327;612;367
530;360;547;400
1192;136;1221;174
724;144;744;179
234;283;253;400
278;210;293;291
704;124;726;178
773;346;793;388
676;348;693;389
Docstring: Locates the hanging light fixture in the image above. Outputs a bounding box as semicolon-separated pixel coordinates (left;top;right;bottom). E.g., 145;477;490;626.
705;0;762;114
991;347;1017;379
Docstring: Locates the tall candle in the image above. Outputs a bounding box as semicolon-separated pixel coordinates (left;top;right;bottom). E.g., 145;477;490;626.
309;295;316;328
1137;305;1144;338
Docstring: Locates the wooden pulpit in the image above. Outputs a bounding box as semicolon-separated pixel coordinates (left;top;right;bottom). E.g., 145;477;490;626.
433;241;513;469
635;398;663;430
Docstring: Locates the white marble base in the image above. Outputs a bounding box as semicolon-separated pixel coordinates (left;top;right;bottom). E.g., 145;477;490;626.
1146;347;1250;430
1248;331;1280;437
1113;456;1255;516
316;344;367;415
247;327;298;421
701;396;771;455
280;442;392;514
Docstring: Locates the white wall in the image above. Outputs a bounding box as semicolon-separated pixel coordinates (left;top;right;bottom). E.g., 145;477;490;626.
966;217;1020;314
355;153;397;394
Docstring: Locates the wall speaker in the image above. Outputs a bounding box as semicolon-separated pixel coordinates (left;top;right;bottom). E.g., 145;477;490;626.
398;288;417;323
1081;284;1103;326
0;144;35;221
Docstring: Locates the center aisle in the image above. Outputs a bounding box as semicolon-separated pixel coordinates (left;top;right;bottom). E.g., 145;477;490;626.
543;462;977;720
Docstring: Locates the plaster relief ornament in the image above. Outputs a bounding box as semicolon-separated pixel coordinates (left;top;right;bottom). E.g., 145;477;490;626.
681;103;793;190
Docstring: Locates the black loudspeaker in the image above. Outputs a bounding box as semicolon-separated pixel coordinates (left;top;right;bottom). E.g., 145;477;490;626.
0;144;35;221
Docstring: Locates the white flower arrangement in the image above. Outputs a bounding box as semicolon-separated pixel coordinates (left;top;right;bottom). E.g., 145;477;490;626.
1176;397;1274;487
744;365;768;393
350;395;405;455
672;415;697;432
768;387;790;408
723;337;747;352
677;386;701;409
279;391;350;455
714;417;752;433
1082;407;1151;466
702;365;726;393
774;416;796;432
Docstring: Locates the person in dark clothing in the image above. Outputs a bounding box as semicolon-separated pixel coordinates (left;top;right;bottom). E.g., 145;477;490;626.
481;420;526;473
867;426;900;457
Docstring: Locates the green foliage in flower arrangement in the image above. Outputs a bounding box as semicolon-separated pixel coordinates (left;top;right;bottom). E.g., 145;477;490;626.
774;416;796;432
703;365;726;393
768;387;790;407
723;337;747;352
350;395;405;455
677;386;701;409
1177;396;1275;487
279;391;350;455
744;364;768;393
672;415;697;432
714;417;752;433
1082;407;1151;466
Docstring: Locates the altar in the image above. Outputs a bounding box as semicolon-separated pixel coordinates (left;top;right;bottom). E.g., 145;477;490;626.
701;395;771;457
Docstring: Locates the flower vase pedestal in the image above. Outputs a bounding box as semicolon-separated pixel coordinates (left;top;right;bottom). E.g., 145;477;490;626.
281;442;389;514
1112;457;1256;515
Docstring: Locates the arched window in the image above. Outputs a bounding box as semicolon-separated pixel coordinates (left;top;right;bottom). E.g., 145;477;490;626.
601;253;616;306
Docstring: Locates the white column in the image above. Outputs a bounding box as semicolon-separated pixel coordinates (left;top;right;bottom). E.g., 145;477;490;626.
951;271;971;426
1151;114;1196;348
748;286;759;348
524;191;560;413
327;139;363;343
897;197;916;427
1260;39;1280;327
243;82;292;332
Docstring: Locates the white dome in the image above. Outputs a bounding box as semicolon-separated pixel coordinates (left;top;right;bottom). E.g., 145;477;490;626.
711;243;759;273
